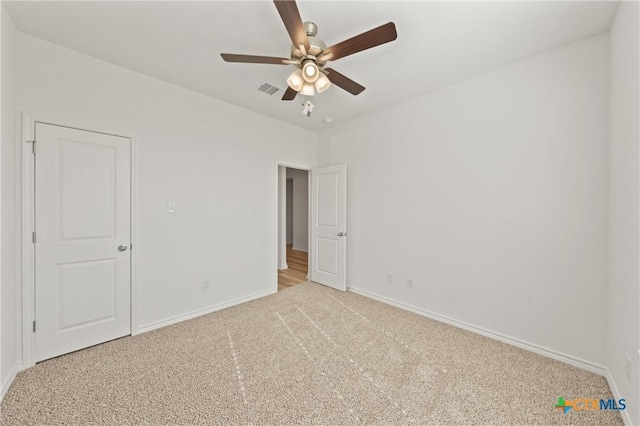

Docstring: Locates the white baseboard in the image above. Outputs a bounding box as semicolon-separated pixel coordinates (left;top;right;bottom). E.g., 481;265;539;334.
1;364;19;403
291;245;308;252
279;262;288;270
138;288;276;334
348;286;607;376
605;367;633;426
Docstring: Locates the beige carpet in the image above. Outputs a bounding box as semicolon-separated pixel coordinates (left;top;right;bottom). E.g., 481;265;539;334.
1;282;623;425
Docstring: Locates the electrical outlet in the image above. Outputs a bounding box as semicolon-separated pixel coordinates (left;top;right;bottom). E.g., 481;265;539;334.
202;280;211;291
407;278;414;289
625;356;632;380
386;273;394;285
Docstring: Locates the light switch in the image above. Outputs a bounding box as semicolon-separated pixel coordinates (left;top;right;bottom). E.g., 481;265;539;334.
167;201;176;213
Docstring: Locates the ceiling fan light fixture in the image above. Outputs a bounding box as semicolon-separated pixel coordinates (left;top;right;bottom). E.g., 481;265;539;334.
221;2;399;103
302;60;319;83
314;73;331;93
300;82;315;96
287;69;304;91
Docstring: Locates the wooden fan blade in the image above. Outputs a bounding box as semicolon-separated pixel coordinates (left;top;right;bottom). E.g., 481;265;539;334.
273;0;310;51
220;53;289;65
324;22;397;61
324;68;365;95
282;86;298;101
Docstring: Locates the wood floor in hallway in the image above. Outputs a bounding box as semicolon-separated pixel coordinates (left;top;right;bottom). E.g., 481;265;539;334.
278;245;308;291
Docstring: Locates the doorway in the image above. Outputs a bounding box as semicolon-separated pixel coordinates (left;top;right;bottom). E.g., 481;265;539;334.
277;166;309;291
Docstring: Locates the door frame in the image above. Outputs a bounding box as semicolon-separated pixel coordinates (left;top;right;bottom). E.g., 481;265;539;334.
20;113;138;369
274;163;312;293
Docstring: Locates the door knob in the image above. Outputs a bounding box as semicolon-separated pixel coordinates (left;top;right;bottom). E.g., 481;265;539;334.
337;232;345;237
118;244;128;252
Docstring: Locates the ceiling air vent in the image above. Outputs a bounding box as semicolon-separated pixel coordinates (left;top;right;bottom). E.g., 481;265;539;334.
257;83;281;96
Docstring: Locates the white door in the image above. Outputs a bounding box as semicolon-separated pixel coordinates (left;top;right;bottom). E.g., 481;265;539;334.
34;122;131;362
310;164;347;291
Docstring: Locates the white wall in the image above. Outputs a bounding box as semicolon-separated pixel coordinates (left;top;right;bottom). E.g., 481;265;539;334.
16;34;317;333
286;168;308;252
319;33;610;368
1;2;18;400
607;2;639;424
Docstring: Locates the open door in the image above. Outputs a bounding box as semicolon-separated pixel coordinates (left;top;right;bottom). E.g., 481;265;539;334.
310;164;347;291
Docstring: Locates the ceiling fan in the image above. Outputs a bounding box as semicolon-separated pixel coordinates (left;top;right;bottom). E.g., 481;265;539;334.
221;0;397;101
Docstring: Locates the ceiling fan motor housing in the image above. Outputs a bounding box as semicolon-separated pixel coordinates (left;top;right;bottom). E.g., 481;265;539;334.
290;22;327;61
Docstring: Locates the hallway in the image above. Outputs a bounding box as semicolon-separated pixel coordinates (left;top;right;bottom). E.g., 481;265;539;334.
278;245;308;291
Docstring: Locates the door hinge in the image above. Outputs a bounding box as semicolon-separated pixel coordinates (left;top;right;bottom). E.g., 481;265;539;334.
28;140;36;154
32;231;36;243
33;321;36;333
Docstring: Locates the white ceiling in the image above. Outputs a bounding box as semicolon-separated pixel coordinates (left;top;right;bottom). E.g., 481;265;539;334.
5;1;619;132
